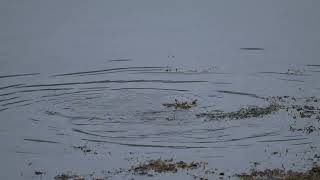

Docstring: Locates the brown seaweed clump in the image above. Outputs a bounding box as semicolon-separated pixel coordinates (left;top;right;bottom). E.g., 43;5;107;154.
287;105;320;119
237;165;320;180
131;159;204;175
196;103;280;120
54;173;85;180
289;125;320;134
163;99;197;110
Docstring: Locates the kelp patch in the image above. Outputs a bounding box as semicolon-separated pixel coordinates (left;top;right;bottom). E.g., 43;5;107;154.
131;159;206;175
196;103;280;120
163;99;197;110
237;165;320;180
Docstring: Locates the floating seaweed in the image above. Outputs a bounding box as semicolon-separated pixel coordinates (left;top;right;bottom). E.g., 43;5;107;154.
196;103;280;120
237;165;320;180
163;99;197;110
54;173;85;180
72;145;97;154
131;159;205;175
289;125;320;134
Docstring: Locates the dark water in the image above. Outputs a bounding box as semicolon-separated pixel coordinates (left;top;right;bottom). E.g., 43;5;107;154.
1;1;320;179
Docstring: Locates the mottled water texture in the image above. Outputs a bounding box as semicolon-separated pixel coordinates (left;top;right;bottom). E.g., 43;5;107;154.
1;0;320;180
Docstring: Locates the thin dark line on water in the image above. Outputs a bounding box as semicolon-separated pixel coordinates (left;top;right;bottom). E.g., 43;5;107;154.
132;71;231;75
0;108;8;112
0;96;19;103
91;130;128;133
257;72;288;75
81;138;208;149
72;128;110;138
0;88;74;97
0;73;40;79
306;64;320;67
15;151;40;155
24;138;59;144
257;72;308;76
29;118;41;122
216;90;265;99
13;88;74;92
0;92;17;97
41;89;105;98
240;48;264;50
216;132;280;143
21;79;208;88
211;82;232;85
73;128;140;139
76;92;103;97
44;111;105;121
290;142;312;146
204;127;237;132
16;102;33;108
72;123;103;126
107;58;132;62
77;69;165;76
277;78;305;83
52;66;165;77
236;144;254;147
79;86;110;90
111;87;189;92
257;138;308;143
0;84;24;90
1;99;32;107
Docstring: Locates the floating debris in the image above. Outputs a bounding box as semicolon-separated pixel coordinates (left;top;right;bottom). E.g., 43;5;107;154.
196;103;280;120
163;99;197;110
34;171;45;175
131;159;205;175
198;95;319;119
289;125;320;134
270;96;320;132
287;104;320;119
286;68;306;75
258;67;306;76
54;173;85;180
237;165;320;180
72;145;97;154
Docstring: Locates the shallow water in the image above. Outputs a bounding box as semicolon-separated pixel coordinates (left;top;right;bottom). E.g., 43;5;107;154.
1;1;320;179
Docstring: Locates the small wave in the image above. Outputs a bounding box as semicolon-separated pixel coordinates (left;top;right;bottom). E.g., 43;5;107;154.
107;58;132;62
277;78;305;83
82;138;208;149
0;96;19;103
24;138;59;144
111;87;189;92
1;99;32;107
53;66;165;77
217;90;265;99
21;79;208;88
0;73;39;79
257;137;308;143
0;84;24;90
240;48;264;50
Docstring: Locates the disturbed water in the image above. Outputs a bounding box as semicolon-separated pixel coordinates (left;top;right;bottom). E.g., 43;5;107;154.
1;59;320;179
1;1;320;179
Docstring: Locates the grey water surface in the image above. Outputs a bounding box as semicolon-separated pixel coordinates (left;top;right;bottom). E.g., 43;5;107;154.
1;1;320;179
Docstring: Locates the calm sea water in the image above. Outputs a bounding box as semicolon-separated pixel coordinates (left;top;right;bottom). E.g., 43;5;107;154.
1;1;320;179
